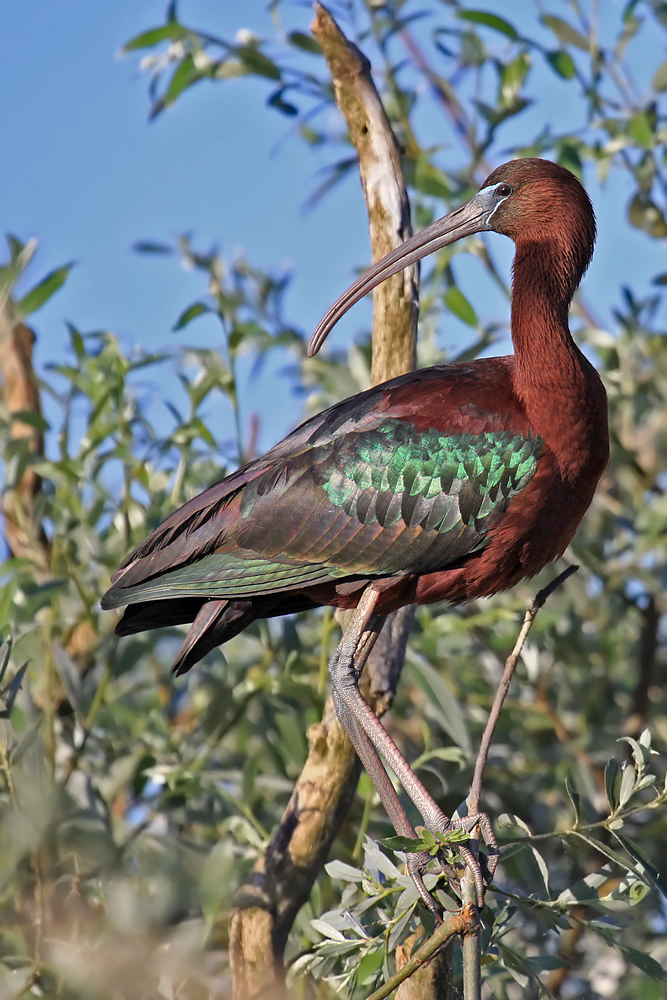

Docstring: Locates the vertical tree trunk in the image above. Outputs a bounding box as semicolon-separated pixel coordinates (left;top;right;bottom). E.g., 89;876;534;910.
229;4;424;997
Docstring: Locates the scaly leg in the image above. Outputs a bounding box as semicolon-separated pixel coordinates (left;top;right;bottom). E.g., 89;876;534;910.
329;586;498;906
333;692;444;920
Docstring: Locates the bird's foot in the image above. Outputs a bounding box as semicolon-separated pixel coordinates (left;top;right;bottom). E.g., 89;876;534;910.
408;812;499;911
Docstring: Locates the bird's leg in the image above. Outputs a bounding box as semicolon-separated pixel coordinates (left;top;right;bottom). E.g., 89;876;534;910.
332;691;444;920
330;587;497;906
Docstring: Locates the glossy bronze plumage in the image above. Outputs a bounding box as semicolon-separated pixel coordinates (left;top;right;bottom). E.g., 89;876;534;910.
103;158;609;913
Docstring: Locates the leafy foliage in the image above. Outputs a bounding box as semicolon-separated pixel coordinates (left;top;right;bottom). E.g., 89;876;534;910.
1;2;667;998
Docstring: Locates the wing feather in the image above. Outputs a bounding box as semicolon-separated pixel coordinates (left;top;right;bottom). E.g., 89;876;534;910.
102;362;542;614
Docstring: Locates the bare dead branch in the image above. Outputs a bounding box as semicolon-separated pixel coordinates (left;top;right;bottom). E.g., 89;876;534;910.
312;2;417;382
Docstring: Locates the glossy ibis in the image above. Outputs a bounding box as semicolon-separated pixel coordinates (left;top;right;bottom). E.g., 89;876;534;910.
102;157;609;913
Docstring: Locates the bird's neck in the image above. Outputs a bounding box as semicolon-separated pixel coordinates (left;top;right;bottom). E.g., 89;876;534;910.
510;241;607;479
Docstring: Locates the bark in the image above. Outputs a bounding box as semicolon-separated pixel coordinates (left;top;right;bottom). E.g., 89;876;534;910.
229;5;420;997
0;303;50;570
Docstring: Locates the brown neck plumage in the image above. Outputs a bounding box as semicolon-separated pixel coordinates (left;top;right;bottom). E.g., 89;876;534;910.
509;236;607;479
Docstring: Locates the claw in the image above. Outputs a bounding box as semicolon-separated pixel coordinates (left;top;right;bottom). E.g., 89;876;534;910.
414;812;499;909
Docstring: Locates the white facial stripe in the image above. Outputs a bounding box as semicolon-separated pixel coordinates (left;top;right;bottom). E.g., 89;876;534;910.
480;181;513;224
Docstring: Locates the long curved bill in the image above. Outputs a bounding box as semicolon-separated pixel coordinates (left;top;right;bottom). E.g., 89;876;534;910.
307;187;498;357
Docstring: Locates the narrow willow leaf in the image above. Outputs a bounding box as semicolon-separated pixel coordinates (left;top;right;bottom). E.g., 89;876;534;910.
406;655;471;751
238;46;281;80
611;830;667;898
619;734;650;769
52;642;84;715
0;638;12;684
546;49;576;79
379;835;432;853
604;757;622;812
445;286;478;326
541;15;589;50
288;31;321;54
564;775;580;824
121;23;184;53
357;946;384;985
458;10;519;39
325;861;363;882
11;715;41;766
11;410;49;433
5;662;27;714
573;831;644;879
311;918;346;942
156;55;199;114
16;263;74;316
619;764;636;807
173;301;211;331
620;944;667;980
628;111;654;148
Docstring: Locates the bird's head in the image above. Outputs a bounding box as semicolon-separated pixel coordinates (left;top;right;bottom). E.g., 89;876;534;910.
308;157;595;356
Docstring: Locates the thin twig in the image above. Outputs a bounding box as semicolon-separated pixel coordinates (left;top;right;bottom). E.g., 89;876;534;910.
458;565;579;999
461;870;481;1000
366;905;476;1000
468;564;579;816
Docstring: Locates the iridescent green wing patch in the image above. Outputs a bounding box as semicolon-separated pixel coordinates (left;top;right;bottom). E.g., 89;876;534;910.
322;421;541;534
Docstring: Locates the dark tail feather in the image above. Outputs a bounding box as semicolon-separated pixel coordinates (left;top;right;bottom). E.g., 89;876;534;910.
115;597;205;636
115;592;323;676
172;598;259;676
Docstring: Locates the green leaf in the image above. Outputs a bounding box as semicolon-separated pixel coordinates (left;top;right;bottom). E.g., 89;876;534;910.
287;31;321;54
324;860;363;882
237;46;281;81
604;757;622;812
0;637;12;685
413;156;452;199
156;55;199;114
541;15;589;50
619;764;636;807
406;656;471;752
121;23;184;53
16;263;73;316
564;775;581;825
445;286;477;327
173;301;212;331
458;10;519;40
6;233;26;264
11;410;49;433
611;830;667;897
628;194;667;238
357;946;384;986
379;835;432;854
52;642;84;716
499;52;531;105
11;715;41;766
620;945;667;980
5;662;27;715
628;111;654;148
546;49;576;79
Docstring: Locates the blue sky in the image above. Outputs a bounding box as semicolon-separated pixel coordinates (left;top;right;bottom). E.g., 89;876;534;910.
2;2;663;452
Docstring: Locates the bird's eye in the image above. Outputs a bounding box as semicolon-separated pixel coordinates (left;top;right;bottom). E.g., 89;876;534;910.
496;183;513;198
